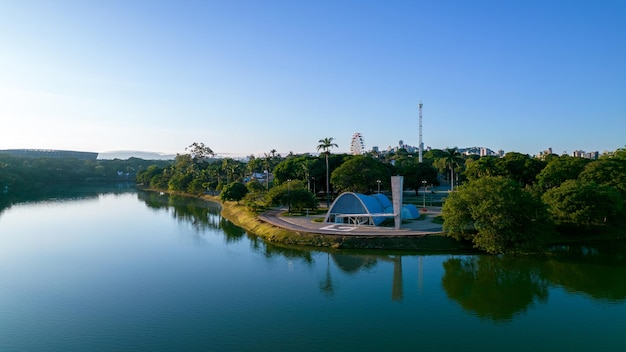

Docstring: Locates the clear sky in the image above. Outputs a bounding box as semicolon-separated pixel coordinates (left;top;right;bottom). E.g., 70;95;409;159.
1;0;624;157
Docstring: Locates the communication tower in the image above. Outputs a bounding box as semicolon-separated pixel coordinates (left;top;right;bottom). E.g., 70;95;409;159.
418;101;423;163
350;132;365;155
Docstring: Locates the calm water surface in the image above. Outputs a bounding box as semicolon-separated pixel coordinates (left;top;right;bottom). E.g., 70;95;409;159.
1;187;625;351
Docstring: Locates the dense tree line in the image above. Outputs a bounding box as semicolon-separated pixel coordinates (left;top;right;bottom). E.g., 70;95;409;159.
135;142;443;213
0;153;170;193
444;148;626;253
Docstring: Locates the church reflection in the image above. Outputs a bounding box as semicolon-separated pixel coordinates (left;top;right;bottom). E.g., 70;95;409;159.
326;253;407;301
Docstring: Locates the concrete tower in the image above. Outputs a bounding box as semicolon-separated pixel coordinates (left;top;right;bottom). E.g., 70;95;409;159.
418;101;423;163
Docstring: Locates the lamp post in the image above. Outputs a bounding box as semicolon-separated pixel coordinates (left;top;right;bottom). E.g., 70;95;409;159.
422;180;427;209
288;179;291;215
264;169;269;191
377;179;381;193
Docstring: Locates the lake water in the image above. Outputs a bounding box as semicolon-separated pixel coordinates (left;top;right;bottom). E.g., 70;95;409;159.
1;187;625;351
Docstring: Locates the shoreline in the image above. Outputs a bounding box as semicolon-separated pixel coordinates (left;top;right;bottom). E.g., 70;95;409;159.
211;194;471;251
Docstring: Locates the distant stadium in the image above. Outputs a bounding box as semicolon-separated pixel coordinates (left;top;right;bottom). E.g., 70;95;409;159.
0;149;98;160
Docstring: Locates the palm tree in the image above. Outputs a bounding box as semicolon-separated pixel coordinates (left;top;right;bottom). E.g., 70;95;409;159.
443;147;463;191
317;137;338;207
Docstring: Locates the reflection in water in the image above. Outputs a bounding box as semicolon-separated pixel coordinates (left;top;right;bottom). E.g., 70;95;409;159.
220;218;246;242
442;256;549;321
137;191;223;233
0;183;136;216
319;253;334;297
392;256;403;301
544;241;626;302
441;247;626;321
331;253;377;273
10;187;625;312
254;241;315;265
4;188;626;350
330;253;404;301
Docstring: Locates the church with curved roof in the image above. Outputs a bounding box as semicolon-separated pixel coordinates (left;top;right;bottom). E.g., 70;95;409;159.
324;191;419;226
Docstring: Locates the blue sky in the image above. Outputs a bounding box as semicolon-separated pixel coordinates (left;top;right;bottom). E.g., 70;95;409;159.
1;0;624;157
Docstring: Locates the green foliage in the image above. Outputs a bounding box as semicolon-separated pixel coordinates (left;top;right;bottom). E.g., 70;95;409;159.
265;180;317;212
221;158;245;184
0;153;171;192
434;147;465;190
499;152;546;186
220;182;249;203
187;178;207;195
330;155;390;193
273;155;319;185
536;155;590;191
579;158;626;200
398;161;439;194
464;156;500;180
185;142;214;161
443;176;553;254
542;180;623;229
136;165;164;185
246;179;265;193
286;189;319;213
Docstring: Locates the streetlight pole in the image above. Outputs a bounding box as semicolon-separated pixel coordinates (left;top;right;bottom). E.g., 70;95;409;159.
377;179;381;193
422;180;427;209
288;179;291;215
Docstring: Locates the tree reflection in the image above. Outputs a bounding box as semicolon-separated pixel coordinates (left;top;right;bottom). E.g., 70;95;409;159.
137;191;222;232
543;241;626;302
220;218;246;243
0;184;134;216
253;241;315;265
441;256;548;322
331;253;378;273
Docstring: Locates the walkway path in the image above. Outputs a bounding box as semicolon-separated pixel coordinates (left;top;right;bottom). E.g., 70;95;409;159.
258;207;444;237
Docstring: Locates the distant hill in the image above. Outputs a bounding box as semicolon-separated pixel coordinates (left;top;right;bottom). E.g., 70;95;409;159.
97;151;177;160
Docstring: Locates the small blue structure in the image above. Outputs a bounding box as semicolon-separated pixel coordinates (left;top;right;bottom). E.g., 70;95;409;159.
324;192;419;226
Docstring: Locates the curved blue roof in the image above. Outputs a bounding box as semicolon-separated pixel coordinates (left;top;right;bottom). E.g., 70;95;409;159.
324;192;420;226
324;192;391;225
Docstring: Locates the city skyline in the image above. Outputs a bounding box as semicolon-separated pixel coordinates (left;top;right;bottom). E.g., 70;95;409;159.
1;1;624;157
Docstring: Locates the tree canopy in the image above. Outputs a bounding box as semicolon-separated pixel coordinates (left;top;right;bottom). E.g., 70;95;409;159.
442;176;553;254
330;155;390;194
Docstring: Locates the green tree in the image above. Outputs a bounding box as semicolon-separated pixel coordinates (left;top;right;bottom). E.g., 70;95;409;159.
265;180;317;212
246;179;265;193
317;137;338;207
398;160;439;194
464;156;500;181
185;142;214;161
136;165;164;185
273;155;310;185
220;182;248;204
330;155;389;193
578;158;626;201
439;147;463;190
498;152;545;186
542;180;623;230
536;155;591;191
168;154;195;192
442;176;553;254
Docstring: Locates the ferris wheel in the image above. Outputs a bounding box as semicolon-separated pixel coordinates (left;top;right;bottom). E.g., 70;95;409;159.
350;133;365;155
